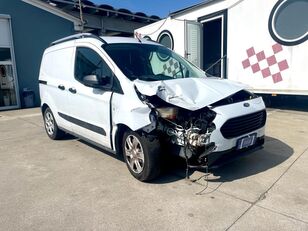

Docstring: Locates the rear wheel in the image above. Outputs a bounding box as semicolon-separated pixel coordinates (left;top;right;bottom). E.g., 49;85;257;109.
43;107;64;140
122;131;161;182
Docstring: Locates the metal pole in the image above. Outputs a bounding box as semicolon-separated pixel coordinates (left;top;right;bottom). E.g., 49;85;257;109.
78;0;84;32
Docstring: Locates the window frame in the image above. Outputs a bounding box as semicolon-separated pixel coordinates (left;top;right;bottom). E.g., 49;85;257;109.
73;45;115;92
73;45;123;94
0;15;20;110
268;0;308;46
157;30;174;50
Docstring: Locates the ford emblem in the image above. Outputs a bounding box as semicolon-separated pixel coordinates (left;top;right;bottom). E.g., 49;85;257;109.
244;103;250;107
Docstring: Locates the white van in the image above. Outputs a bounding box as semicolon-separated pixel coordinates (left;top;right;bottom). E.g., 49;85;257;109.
39;33;266;181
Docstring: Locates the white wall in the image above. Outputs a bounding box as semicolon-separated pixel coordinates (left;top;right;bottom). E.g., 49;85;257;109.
137;0;308;95
227;0;308;94
135;17;185;57
174;0;238;20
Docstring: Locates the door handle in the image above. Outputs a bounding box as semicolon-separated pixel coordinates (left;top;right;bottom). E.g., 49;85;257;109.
69;87;77;94
58;85;65;90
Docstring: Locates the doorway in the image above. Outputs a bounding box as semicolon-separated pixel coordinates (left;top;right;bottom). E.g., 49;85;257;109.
199;10;227;78
0;15;20;110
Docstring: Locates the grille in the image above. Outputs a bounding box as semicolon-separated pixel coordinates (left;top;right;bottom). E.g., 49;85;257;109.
221;110;266;139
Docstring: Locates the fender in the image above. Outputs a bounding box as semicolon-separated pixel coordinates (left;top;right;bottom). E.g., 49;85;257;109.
111;91;152;131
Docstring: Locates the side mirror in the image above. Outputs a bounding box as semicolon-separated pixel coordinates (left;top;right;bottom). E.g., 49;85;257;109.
83;74;113;90
83;75;100;87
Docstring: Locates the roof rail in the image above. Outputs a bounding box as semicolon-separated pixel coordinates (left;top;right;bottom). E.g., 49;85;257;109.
50;33;107;46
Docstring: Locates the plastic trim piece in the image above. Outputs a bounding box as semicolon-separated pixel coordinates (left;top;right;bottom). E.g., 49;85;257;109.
58;112;106;136
38;80;47;85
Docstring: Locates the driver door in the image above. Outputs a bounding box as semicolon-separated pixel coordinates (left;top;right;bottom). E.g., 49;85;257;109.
66;45;113;148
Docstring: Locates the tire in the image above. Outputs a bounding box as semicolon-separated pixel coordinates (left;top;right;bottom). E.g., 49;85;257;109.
122;131;161;182
43;107;64;140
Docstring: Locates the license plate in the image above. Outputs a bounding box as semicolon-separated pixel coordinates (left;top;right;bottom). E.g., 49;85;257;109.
237;133;257;150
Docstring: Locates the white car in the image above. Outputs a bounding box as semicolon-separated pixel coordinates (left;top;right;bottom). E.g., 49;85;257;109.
39;33;266;181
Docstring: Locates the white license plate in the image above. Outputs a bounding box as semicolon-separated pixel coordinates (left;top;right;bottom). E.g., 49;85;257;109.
237;133;257;150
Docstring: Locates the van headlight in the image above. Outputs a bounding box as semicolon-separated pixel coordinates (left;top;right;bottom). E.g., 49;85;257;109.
156;107;178;120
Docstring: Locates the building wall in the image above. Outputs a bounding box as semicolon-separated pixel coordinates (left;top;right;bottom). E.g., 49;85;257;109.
0;0;75;107
227;0;308;94
137;0;308;95
135;19;186;57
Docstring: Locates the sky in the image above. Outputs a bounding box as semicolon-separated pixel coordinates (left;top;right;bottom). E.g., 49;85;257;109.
90;0;205;18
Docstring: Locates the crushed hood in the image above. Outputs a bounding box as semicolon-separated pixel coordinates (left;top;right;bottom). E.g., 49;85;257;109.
134;77;247;111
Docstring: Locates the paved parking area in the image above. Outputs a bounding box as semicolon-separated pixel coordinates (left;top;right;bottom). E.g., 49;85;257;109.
0;108;308;230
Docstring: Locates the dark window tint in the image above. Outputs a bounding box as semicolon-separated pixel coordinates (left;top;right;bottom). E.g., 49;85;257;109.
143;36;152;41
157;31;173;49
269;0;308;45
75;47;112;85
103;43;205;81
274;0;308;40
0;48;11;61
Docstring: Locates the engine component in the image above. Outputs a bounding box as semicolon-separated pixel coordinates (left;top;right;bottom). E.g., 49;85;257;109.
187;127;211;147
157;106;217;161
156;107;178;120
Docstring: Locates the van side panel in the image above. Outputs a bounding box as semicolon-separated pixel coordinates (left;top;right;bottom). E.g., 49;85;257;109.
39;46;75;130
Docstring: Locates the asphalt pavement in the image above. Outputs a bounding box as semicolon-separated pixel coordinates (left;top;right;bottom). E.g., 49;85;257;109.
0;107;307;230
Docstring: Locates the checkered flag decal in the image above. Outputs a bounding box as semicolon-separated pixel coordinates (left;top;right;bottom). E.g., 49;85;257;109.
163;58;180;76
242;43;289;83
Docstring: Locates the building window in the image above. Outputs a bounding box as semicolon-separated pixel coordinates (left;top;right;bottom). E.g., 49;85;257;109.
0;48;18;107
0;16;19;109
157;30;174;50
269;0;308;46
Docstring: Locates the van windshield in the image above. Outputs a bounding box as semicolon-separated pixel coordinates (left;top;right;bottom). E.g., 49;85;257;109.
103;43;206;81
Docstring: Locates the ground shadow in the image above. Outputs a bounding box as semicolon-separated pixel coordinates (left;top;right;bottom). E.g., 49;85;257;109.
152;136;294;184
74;134;293;185
78;139;123;161
208;136;293;183
60;133;76;140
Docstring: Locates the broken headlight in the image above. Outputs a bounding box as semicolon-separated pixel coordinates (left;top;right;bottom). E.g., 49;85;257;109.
156;107;178;120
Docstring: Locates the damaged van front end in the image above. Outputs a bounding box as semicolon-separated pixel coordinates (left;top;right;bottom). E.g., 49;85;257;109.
129;77;266;168
103;40;266;180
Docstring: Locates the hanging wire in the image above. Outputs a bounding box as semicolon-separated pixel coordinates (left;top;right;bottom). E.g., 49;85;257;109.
139;17;169;37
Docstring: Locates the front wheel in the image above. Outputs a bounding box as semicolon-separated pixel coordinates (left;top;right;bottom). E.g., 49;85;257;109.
122;131;161;182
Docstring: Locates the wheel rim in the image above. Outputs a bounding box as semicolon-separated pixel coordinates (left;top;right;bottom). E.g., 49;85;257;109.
124;135;145;174
45;111;55;136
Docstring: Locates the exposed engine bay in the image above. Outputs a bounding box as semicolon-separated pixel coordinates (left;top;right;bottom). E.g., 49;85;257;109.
132;78;263;176
138;92;217;167
156;106;217;161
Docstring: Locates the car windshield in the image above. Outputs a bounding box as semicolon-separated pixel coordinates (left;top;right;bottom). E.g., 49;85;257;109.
103;43;206;81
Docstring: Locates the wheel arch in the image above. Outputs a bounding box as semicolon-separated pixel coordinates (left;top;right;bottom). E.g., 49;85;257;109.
41;103;49;115
114;123;131;159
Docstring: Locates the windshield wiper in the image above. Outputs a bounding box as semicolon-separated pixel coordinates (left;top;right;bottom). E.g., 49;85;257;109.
138;74;172;81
